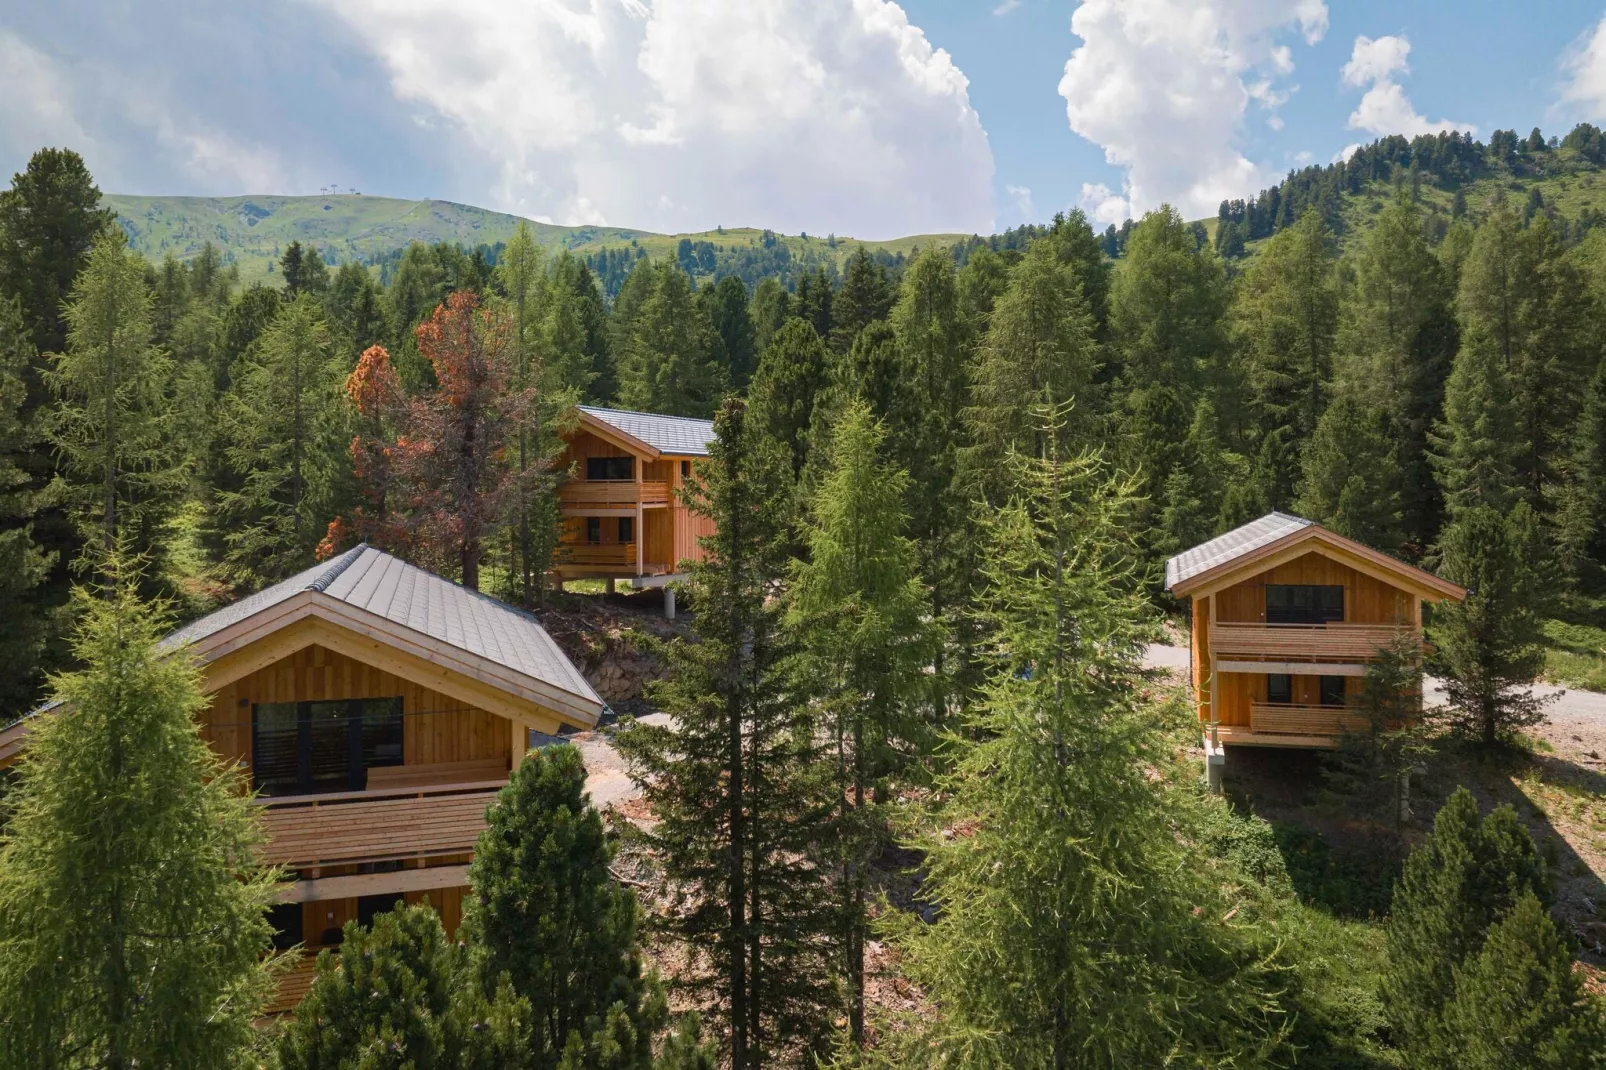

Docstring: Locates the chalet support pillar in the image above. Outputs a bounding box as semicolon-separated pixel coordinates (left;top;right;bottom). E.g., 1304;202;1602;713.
635;455;644;578
664;586;676;620
512;718;528;767
605;577;615;595
1206;647;1224;793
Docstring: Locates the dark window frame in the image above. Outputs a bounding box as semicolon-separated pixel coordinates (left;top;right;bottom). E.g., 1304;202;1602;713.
251;697;404;797
585;517;602;544
1265;584;1344;624
618;516;634;543
1319;675;1347;707
585;456;634;481
1266;673;1293;704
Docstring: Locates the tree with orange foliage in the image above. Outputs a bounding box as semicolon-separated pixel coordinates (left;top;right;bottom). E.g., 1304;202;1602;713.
326;292;553;592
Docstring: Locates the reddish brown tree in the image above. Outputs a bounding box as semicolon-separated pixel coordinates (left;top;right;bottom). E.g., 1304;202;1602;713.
326;294;540;591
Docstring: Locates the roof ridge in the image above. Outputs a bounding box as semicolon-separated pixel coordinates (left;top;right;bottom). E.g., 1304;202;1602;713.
579;404;713;425
306;543;367;592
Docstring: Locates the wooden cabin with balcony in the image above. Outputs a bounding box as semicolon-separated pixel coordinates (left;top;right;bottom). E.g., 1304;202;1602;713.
0;544;604;1013
1164;512;1465;789
555;405;717;612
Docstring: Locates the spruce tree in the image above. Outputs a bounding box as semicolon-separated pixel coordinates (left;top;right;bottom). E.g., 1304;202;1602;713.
1110;204;1226;393
465;743;664;1068
1432;505;1554;746
1431;324;1521;519
700;274;758;389
1553;355;1606;582
45;228;183;572
278;902;535;1070
616;398;836;1067
748;277;791;356
883;419;1284;1067
830;249;893;354
1383;787;1551;1057
1297;388;1404;551
0;567;279;1069
1436;893;1606;1069
0;295;52;718
746;317;831;479
793;267;834;340
616;266;726;418
547;253;613;404
963;239;1099;475
788;401;933;1046
216;293;342;586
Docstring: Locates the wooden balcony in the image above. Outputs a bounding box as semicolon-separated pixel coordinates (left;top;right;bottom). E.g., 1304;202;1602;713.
560;542;636;568
1209;622;1412;661
255;780;503;869
1249;702;1370;738
559;480;671;510
267;954;321;1015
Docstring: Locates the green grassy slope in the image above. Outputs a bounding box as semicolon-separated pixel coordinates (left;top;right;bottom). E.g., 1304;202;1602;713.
105;193;967;287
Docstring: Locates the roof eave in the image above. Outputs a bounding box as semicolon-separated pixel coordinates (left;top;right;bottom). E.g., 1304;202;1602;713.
575;409;662;460
1170;527;1466;602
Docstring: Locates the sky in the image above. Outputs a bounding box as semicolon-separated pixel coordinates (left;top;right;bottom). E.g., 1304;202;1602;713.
4;1;1606;240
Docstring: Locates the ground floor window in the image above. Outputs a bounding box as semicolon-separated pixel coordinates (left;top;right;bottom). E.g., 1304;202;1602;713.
1267;674;1292;704
618;516;634;543
251;698;404;796
1319;675;1347;706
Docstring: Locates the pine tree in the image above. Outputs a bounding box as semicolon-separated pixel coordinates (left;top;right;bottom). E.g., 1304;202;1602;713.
45;228;183;572
1432;505;1554;746
278;902;535;1070
788;401;933;1046
0;566;280;1069
1383;787;1552;1058
746;318;831;479
748;277;791;356
616;398;836;1067
1431;323;1521;518
617;266;726;418
794;267;834;340
883;418;1284;1067
1318;634;1433;836
1297;388;1404;551
963;239;1099;474
1435;893;1606;1069
700;274;758;389
216;293;342;586
326;260;390;361
0;295;52;718
1110;205;1227;393
1553;355;1606;582
465;744;664;1068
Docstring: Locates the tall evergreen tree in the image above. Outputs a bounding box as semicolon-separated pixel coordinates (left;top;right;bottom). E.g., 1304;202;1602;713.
617;266;726;418
216;294;342;586
547;254;613;403
1298;388;1404;551
788;402;932;1046
278;902;535;1070
45;229;183;571
325;260;389;362
465;744;666;1068
0;569;279;1069
617;398;836;1068
1430;323;1522;518
793;267;834;340
882;421;1283;1067
1432;505;1554;746
829;249;893;354
1435;893;1606;1069
1553;355;1606;581
1383;788;1552;1060
1110;205;1226;392
746;318;831;479
749;277;791;357
700;274;758;390
0;296;53;719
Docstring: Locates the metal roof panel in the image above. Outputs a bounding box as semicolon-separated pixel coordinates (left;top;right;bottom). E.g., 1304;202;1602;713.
577;405;716;457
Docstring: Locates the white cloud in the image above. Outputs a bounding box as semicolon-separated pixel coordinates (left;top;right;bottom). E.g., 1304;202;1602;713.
305;0;995;238
1341;34;1468;139
1057;0;1329;222
1559;14;1606;119
1005;183;1034;218
0;33;98;163
993;0;1021;15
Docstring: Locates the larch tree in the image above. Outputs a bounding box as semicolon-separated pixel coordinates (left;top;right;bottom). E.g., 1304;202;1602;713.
465;743;668;1068
1383;788;1552;1061
616;398;837;1069
45;228;183;573
0;568;280;1070
1431;504;1553;747
217;293;342;585
881;416;1285;1068
321;342;405;558
788;401;933;1047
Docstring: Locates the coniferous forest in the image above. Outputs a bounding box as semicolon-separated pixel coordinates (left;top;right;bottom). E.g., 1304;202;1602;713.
2;128;1606;1068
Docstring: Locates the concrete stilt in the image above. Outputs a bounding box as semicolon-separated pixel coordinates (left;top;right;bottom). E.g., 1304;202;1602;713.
664;586;676;620
1205;733;1225;793
605;577;616;595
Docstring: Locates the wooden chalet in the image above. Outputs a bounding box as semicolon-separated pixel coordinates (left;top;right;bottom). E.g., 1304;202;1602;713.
0;545;604;1013
556;405;717;614
1164;513;1465;789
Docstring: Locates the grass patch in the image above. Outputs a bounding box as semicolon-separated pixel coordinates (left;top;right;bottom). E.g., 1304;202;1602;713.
1542;617;1606;691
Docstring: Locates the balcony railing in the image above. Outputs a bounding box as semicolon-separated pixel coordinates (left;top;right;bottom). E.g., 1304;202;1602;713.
559;480;671;509
255;779;503;869
1210;621;1412;661
1249;702;1370;737
559;542;636;569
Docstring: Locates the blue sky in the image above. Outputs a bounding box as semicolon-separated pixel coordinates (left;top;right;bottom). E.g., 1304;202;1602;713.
4;1;1606;238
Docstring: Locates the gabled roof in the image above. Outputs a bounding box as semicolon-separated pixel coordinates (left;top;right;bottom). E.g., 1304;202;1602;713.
576;405;716;458
1164;512;1466;602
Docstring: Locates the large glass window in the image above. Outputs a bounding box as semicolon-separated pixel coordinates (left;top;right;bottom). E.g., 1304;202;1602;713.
1265;584;1343;624
1319;676;1347;706
1266;674;1293;704
586;456;633;481
618;516;634;543
251;698;404;796
267;901;303;951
